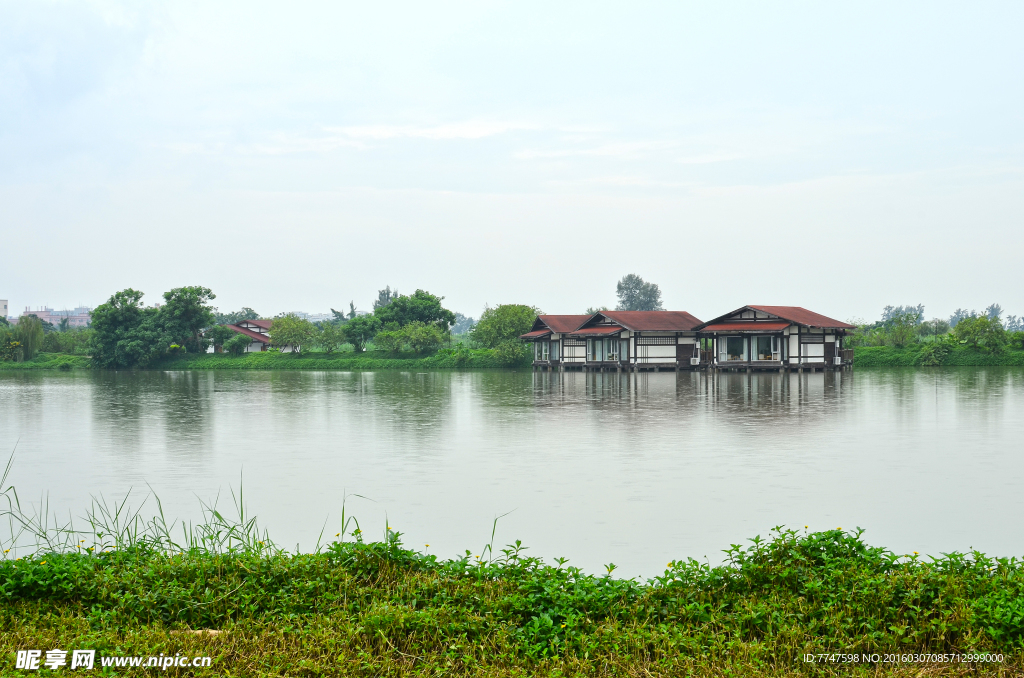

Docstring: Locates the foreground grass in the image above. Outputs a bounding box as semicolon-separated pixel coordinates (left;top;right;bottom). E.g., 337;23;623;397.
2;528;1023;676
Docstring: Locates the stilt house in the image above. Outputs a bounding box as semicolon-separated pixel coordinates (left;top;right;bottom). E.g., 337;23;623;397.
520;315;592;368
696;305;854;370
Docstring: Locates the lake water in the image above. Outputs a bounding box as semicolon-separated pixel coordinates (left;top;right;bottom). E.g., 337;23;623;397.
1;368;1022;576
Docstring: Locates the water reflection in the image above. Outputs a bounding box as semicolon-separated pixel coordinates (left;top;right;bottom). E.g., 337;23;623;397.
1;367;1023;576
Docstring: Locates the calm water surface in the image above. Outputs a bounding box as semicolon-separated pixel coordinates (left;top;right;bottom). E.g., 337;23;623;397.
1;369;1022;576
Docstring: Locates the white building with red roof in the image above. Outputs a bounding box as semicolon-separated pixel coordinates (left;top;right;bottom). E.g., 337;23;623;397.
696;305;855;370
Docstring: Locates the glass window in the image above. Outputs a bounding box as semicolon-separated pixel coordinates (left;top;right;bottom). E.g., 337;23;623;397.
755;336;773;360
726;336;744;361
606;338;618;361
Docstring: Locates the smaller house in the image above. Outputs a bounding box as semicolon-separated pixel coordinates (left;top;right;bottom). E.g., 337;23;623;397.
520;315;592;368
521;310;705;372
696;305;855;371
212;319;300;353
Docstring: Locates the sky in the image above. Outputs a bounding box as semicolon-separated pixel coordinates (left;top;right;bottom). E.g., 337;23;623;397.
2;1;1022;323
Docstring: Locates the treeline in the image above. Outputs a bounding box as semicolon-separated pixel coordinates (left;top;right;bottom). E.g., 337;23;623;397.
1;284;545;369
848;304;1024;365
0;315;94;362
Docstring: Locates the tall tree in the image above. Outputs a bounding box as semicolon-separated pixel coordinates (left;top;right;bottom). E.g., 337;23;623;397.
213;307;260;326
373;286;399;310
472;305;539;348
13;316;44;360
615;274;663;311
269;314;315;354
342;315;380;352
90;289;169;368
373;289;455;331
162;286;216;352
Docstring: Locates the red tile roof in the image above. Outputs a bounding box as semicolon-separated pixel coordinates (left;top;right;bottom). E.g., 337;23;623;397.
701;322;791;332
520;329;552;339
598;310;703;331
747;306;855;329
226;324;271;343
697;306;855;330
537;314;592;334
240;319;273;330
572;325;625;337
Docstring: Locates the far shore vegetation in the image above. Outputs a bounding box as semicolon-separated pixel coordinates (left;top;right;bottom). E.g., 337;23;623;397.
1;461;1023;676
3;284;1024;371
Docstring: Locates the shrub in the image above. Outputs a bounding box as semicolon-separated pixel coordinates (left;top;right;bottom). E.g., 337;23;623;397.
269;314;315;354
952;315;1007;352
472;304;540;348
493;339;530;367
224;334;251;356
403;322;444;354
373;329;404;354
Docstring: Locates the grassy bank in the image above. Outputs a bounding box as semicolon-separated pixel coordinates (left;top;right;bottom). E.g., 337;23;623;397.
854;345;1024;367
0;352;91;370
156;347;517;370
0;348;524;371
2;525;1023;676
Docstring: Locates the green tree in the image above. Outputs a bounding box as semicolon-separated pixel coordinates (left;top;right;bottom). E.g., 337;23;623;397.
918;318;950;339
206;325;238;352
472;304;540;349
373;290;455;331
90;289;169;368
224;334;251;356
494;339;530;367
213;307;260;326
615;274;663;311
952;315;1007;352
162;286;216;353
403;321;445;354
0;329;21;361
373;328;404;354
585;306;610;315
269;314;315;354
342;315;380;353
883;312;920;348
373;286;399;310
13;315;45;360
316;321;346;354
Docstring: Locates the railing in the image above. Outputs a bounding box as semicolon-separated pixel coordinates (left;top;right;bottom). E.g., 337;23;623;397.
840;348;854;363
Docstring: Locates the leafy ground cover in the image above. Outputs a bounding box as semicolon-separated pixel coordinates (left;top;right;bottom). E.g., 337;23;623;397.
2;526;1023;676
0;352;91;371
0;348;528;371
853;346;1024;367
156;346;521;370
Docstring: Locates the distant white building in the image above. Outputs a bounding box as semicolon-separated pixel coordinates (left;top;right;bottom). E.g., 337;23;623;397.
1;299;8;322
20;306;92;328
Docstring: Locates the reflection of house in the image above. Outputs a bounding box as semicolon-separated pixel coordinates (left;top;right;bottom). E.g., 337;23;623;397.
213;319;300;353
696;306;855;371
522;310;704;372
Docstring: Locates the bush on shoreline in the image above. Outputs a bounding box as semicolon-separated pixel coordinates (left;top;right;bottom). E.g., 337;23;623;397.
2;527;1022;676
853;345;1024;367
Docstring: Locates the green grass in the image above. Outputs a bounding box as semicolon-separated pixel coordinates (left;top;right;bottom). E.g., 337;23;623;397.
156;347;519;370
0;352;91;371
2;464;1022;676
854;346;1024;367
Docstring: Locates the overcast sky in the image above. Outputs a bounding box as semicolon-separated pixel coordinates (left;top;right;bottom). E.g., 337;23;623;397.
2;1;1022;323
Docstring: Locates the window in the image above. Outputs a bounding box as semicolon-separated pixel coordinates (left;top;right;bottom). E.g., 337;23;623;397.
725;336;745;361
535;342;549;360
606;338;618;361
754;336;779;361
